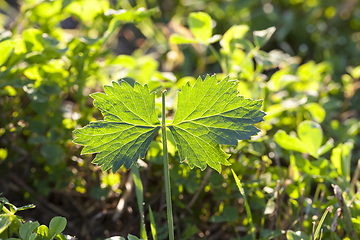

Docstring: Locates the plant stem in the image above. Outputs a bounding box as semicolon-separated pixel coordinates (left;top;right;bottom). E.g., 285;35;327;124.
161;90;174;240
2;205;23;225
208;44;227;74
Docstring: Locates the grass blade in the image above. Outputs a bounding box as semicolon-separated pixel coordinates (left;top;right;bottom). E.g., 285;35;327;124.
132;166;147;240
231;169;256;240
149;206;157;240
314;207;330;240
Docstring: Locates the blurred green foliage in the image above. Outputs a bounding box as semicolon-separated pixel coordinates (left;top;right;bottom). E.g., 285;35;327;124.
1;0;360;239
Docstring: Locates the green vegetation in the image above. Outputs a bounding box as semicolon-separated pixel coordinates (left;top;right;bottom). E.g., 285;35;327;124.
1;0;360;239
73;75;264;239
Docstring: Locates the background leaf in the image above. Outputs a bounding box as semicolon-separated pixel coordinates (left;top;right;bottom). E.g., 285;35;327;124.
19;221;40;240
169;34;199;45
274;130;307;153
49;216;67;237
297;120;323;158
188;12;212;43
0;214;12;234
220;25;249;53
253;26;276;48
36;225;50;239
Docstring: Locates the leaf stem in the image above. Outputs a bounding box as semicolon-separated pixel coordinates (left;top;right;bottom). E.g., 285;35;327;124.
1;205;23;225
161;90;174;240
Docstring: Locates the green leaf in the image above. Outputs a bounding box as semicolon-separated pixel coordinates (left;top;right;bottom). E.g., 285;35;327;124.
295;156;328;176
20;221;40;240
220;25;249;53
49;216;67;238
55;234;67;240
297;120;323;158
0;214;12;234
317;138;334;156
132;167;147;240
314;207;330;240
169;34;199;45
148;206;157;240
23;29;46;52
133;7;159;22
127;234;142;240
36;225;50;239
331;142;353;181
73;81;161;173
274;120;325;158
253;26;276;47
274;130;305;153
188;12;212;43
0;40;13;66
304;103;326;123
168;75;265;172
103;7;158;45
207;34;222;44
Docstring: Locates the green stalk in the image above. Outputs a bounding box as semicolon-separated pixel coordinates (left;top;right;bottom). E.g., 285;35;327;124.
231;169;256;240
2;205;22;226
208;44;227;74
313;207;330;240
132;166;147;240
161;90;174;240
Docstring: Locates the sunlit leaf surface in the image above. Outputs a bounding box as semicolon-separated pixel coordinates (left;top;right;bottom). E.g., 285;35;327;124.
73;81;160;172
168;75;265;172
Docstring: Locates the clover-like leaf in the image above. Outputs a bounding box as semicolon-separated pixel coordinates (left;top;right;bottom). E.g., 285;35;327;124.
274;120;328;158
19;221;39;240
73;81;161;173
169;12;221;46
49;216;67;237
168;75;265;172
188;12;212;43
220;25;250;53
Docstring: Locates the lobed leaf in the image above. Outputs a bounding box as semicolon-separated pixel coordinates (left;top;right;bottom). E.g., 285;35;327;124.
74;76;264;174
168;75;265;172
73;81;161;173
